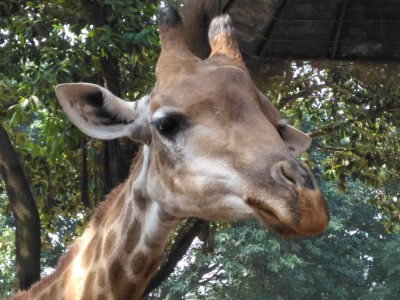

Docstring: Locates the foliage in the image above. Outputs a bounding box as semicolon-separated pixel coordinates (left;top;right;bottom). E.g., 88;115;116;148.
0;200;16;296
0;0;159;295
0;0;400;298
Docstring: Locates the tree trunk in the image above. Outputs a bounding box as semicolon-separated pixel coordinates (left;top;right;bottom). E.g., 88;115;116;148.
0;124;41;292
80;0;139;199
142;219;209;298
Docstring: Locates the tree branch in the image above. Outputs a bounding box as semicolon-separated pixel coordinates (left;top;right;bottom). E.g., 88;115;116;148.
142;219;209;299
308;106;400;139
312;142;348;153
0;124;41;291
278;83;328;108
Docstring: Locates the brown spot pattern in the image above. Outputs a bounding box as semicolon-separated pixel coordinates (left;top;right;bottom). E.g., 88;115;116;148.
48;283;57;299
96;294;107;300
80;271;96;300
108;259;124;287
108;259;138;300
143;256;162;279
103;230;116;258
158;207;177;224
124;219;141;254
133;188;147;211
98;267;106;288
38;292;48;300
130;251;147;275
94;235;103;263
144;235;160;249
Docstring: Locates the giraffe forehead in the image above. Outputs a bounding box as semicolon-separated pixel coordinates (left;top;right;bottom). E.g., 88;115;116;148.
149;92;260;126
150;64;258;115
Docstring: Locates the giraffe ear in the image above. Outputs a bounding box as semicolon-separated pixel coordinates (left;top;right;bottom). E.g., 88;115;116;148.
55;83;150;143
279;124;312;157
258;91;311;157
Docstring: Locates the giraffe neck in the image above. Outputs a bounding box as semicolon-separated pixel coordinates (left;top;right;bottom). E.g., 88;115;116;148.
12;146;180;300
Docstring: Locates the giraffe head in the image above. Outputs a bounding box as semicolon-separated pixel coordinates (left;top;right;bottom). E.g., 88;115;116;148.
55;5;329;238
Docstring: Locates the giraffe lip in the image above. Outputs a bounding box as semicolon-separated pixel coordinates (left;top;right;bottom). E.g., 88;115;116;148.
258;209;299;238
246;198;299;238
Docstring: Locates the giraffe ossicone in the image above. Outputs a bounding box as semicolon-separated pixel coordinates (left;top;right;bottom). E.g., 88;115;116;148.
10;4;329;300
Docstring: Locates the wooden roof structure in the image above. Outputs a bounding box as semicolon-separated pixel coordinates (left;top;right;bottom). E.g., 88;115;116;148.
214;0;400;61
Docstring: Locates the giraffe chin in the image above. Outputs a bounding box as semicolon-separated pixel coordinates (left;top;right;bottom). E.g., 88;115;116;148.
245;191;329;238
256;208;300;239
245;197;300;238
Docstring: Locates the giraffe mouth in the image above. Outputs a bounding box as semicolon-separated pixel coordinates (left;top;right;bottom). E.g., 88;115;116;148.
246;197;299;238
256;208;299;238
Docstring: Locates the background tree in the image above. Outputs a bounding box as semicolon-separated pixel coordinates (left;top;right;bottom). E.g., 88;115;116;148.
0;124;40;292
0;0;159;294
0;0;399;298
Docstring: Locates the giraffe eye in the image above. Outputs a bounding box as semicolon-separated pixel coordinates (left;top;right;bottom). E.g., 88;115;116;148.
277;124;285;139
151;114;187;137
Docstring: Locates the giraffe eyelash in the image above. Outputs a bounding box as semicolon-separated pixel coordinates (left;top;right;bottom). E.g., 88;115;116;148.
151;113;188;137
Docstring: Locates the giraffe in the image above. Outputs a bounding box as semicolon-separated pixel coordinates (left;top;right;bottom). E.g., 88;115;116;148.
8;4;329;300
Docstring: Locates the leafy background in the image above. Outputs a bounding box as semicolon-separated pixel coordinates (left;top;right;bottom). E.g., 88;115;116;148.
1;0;399;298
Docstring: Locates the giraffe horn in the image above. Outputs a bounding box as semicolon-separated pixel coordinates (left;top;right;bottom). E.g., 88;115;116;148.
208;14;246;70
156;4;199;88
158;4;193;55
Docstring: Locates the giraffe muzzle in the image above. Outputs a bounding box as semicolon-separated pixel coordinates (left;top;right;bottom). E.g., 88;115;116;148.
245;159;329;237
270;159;330;236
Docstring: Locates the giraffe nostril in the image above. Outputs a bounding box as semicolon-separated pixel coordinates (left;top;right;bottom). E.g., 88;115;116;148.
272;161;305;188
271;161;298;186
272;160;316;190
280;164;297;186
